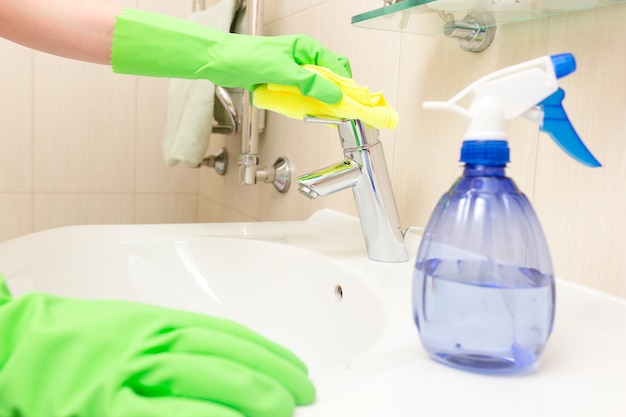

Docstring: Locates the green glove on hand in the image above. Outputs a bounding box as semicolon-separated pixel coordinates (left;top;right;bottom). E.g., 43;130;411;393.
111;9;352;104
0;275;315;417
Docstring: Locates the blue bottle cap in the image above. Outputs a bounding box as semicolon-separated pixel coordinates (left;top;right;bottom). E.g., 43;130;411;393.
460;140;510;165
550;53;576;79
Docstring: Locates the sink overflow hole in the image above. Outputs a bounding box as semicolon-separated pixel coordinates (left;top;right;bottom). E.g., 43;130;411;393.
334;285;343;303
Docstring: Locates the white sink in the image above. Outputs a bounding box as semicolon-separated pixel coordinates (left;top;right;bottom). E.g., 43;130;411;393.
0;211;396;372
1;209;625;417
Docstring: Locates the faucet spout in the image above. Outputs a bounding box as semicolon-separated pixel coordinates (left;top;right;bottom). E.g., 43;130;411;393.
297;159;361;199
297;118;409;263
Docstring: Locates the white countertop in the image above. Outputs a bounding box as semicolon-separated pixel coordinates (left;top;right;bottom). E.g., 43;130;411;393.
301;280;626;417
0;210;624;416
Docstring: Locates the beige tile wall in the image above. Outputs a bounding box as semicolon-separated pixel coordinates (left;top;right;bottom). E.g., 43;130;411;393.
200;0;626;299
0;0;200;242
0;1;624;298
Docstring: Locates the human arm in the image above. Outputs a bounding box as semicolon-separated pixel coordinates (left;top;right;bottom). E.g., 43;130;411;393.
0;0;121;64
0;0;352;103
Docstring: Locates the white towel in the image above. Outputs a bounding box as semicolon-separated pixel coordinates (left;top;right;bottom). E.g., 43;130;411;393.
162;0;240;167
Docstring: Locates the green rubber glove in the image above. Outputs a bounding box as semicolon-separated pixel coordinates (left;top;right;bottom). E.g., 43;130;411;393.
0;274;315;417
111;8;352;104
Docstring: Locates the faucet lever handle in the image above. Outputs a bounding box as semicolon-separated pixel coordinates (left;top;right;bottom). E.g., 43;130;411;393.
303;115;344;125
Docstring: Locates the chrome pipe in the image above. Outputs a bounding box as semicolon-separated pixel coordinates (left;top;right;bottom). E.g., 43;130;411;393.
239;0;264;185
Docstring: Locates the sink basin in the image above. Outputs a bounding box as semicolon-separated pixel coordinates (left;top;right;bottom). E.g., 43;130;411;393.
2;209;626;417
1;220;387;372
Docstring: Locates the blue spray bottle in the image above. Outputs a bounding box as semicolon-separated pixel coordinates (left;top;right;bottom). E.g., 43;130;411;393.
413;53;601;374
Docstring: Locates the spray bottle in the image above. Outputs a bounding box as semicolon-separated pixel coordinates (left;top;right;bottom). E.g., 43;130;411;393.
412;53;600;374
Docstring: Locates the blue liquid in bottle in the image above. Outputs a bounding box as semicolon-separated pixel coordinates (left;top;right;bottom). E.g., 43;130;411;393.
413;260;554;373
413;150;555;374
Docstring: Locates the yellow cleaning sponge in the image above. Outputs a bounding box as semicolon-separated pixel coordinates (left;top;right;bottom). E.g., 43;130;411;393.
253;65;399;130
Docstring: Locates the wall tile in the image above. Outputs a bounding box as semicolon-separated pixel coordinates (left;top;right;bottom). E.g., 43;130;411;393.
533;4;626;297
0;40;33;192
264;0;335;24
137;0;192;17
135;75;200;194
198;195;258;222
393;18;551;231
0;194;33;242
0;0;208;241
135;194;198;224
31;0;138;195
33;54;136;193
34;194;134;231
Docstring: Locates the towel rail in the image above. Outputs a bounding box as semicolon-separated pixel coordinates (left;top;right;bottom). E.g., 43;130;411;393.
212;86;240;135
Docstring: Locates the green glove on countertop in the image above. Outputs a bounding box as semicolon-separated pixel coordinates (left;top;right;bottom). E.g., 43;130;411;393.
111;8;352;104
0;275;315;417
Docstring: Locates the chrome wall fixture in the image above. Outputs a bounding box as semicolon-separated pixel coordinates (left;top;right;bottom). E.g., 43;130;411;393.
439;11;496;53
237;0;292;193
380;0;497;53
192;0;291;191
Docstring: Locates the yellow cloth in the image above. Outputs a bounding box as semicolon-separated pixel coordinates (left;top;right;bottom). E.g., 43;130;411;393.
253;65;399;130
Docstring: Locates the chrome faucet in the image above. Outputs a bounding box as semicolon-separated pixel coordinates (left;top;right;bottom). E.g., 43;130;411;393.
296;118;408;263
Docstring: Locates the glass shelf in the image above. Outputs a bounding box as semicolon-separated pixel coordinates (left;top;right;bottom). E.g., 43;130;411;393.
352;0;626;36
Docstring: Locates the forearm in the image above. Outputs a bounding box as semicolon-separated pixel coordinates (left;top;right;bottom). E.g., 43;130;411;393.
0;0;121;64
0;2;351;102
